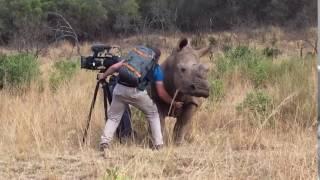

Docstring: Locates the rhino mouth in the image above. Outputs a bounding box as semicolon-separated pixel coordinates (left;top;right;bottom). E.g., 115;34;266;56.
181;83;210;98
189;88;209;98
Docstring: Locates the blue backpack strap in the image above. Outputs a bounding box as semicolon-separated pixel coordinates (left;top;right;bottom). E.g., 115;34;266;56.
136;47;157;90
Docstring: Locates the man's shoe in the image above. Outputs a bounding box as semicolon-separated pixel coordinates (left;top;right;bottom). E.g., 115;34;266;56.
153;144;163;150
99;143;110;158
99;143;109;151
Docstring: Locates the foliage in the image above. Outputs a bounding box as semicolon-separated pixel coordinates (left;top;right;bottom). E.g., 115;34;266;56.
103;0;140;33
237;90;272;116
49;59;78;91
208;36;217;46
0;53;40;89
216;46;276;87
209;79;224;103
0;0;316;43
104;167;130;180
215;45;315;127
262;47;281;58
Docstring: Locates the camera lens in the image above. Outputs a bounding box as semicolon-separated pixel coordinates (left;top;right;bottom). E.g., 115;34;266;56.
80;56;86;69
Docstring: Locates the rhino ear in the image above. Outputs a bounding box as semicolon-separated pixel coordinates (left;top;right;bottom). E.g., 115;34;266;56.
177;38;188;51
197;46;212;57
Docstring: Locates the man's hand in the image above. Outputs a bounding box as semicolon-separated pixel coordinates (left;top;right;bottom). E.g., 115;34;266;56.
97;60;125;81
174;101;183;109
97;73;105;80
156;82;184;108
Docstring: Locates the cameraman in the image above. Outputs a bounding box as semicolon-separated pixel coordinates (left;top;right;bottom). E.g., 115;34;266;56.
97;46;183;153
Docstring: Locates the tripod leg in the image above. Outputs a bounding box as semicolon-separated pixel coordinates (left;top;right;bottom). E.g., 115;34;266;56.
101;81;110;121
82;81;100;144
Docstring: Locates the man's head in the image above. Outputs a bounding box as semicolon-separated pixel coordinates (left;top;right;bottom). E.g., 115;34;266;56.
148;46;161;62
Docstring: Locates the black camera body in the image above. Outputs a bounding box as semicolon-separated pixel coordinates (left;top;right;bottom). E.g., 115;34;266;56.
81;44;121;71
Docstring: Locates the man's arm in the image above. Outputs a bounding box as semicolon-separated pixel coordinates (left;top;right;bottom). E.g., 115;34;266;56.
155;82;183;108
153;65;183;108
98;60;124;80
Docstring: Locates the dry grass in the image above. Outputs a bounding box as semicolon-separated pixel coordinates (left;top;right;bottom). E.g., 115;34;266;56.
0;29;317;179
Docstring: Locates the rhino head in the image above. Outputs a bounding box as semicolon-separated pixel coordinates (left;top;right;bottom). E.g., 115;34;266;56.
166;38;210;98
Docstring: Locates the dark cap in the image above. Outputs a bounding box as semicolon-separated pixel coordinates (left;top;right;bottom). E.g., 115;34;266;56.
148;46;161;61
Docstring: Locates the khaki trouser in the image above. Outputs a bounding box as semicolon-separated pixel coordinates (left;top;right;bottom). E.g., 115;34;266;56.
100;83;163;146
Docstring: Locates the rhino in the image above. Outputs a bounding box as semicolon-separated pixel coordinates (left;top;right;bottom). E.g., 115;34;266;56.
150;38;211;144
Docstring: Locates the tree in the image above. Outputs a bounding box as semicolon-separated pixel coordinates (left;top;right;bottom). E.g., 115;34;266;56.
103;0;140;34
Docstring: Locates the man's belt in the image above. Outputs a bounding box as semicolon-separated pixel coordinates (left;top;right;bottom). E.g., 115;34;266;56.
117;81;137;88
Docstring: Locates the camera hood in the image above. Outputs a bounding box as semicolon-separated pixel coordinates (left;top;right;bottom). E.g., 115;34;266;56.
91;44;111;54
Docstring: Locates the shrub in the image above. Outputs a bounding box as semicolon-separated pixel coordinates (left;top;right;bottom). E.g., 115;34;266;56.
216;46;276;87
104;167;130;180
221;45;232;53
208;36;217;46
213;45;314;127
0;53;40;89
262;47;281;58
237;90;272;117
246;60;273;88
215;56;229;75
216;46;256;75
49;60;78;91
209;79;224;103
225;46;252;60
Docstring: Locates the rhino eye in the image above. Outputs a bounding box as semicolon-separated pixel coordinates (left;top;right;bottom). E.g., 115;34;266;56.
181;67;186;73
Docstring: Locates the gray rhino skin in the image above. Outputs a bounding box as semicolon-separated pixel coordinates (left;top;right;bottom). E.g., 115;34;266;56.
151;38;211;144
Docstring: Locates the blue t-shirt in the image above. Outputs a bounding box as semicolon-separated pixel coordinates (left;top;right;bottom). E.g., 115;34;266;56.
153;65;164;82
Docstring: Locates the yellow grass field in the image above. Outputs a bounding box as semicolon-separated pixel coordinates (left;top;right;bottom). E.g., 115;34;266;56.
0;28;317;179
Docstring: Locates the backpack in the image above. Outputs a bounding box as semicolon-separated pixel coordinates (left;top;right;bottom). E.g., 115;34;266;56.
118;46;157;90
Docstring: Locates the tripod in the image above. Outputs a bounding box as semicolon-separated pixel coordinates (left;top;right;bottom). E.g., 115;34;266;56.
82;74;132;144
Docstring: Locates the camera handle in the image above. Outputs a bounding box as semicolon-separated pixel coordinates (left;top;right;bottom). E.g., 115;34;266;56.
82;78;111;145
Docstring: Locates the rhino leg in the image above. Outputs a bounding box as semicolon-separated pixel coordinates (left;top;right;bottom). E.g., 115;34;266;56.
173;104;197;145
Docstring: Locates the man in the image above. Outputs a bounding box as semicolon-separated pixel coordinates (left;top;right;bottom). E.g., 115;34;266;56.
98;46;183;152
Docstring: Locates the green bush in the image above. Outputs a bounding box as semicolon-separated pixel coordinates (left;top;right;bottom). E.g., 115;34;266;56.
104;167;130;180
209;79;224;103
237;90;272;116
0;53;40;89
49;60;78;91
213;46;314;126
216;46;277;87
262;47;281;58
208;36;217;46
215;57;229;75
216;46;255;74
221;45;232;53
225;46;252;60
246;60;273;88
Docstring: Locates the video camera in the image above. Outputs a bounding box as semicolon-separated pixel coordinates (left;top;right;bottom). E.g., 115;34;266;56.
80;44;122;71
